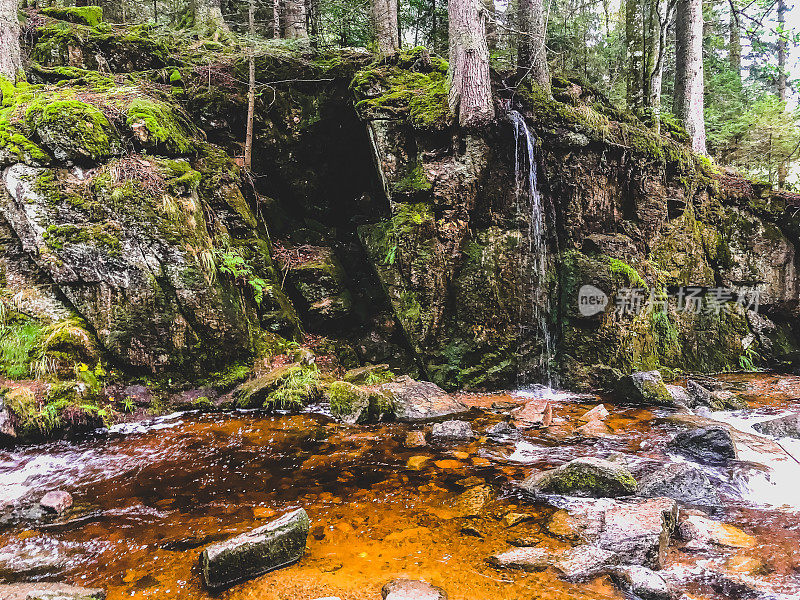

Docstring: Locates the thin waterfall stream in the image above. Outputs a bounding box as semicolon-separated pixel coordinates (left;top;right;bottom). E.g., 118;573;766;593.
509;110;555;388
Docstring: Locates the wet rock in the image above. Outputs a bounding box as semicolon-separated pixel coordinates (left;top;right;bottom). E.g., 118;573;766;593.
449;485;492;517
40;491;73;515
487;546;551;571
667;427;737;465
200;508;310;591
512;400;552;429
609;566;675;600
687;380;713;408
752;413;800;439
638;462;720;506
344;364;392;385
679;513;756;551
665;385;691;408
374;376;468;422
616;371;675;406
381;578;447;600
0;400;17;444
0;583;106;600
284;246;352;327
0;543;68;578
552;545;620;582
545;507;604;543
597;497;678;570
502;512;530;527
576;420;613;437
404;430;427;448
486;421;516;438
578;404;609;422
406;456;429;470
520;457;637;498
326;381;375;424
686;381;746;410
430;420;474;441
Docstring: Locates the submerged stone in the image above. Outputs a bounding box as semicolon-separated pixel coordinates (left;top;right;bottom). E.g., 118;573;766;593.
520;457;638;498
381;578;447;600
638;462;720;506
0;583;105;600
200;508;310;591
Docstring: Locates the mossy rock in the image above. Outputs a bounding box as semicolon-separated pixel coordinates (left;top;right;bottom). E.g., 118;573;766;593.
520;457;638;498
41;6;104;27
126;99;197;155
615;371;675;406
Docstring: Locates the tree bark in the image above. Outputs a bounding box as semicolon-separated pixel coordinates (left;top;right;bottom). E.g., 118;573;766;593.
283;0;308;38
625;0;643;109
273;0;281;38
675;0;706;154
372;0;400;55
0;0;22;83
518;0;550;94
484;0;497;54
448;0;495;128
647;0;674;133
728;0;741;80
778;0;787;186
244;0;256;171
193;0;230;34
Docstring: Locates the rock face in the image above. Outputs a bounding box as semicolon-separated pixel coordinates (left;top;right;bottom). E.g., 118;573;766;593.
520;457;638;498
200;508;310;591
616;372;675;406
381;579;447;600
752;413;800;439
667;427;737;465
0;583;106;600
638;462;720;506
430;420;474;441
0;401;16;444
373;377;468;421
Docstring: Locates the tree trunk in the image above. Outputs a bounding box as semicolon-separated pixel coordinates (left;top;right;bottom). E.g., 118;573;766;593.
625;0;643;109
484;0;497;54
193;0;230;34
675;0;706;154
372;0;400;55
0;0;22;83
284;0;307;38
778;0;787;186
244;0;256;171
448;0;495;128
728;0;741;81
273;0;281;38
647;0;673;133
518;0;550;93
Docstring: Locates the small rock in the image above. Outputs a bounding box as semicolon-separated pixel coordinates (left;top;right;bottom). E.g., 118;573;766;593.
578;404;609;422
406;455;430;470
520;457;637;498
485;421;516;437
616;371;675;406
609;566;674;600
404;430;427;448
752;413;800;439
512;400;552;429
0;583;106;600
381;578;447;600
665;385;691;407
576;420;613;437
687;380;712;408
679;513;756;550
487;546;551;571
502;512;529;527
552;545;619;582
450;485;492;517
200;508;310;591
430;420;474;441
638;462;720;506
667;427;737;465
40;491;73;515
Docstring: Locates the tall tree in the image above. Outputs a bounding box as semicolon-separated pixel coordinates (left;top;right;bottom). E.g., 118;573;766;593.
372;0;400;54
646;0;675;133
448;0;495;127
777;0;787;185
728;0;741;81
518;0;551;94
484;0;497;54
284;0;308;38
675;0;706;153
193;0;230;35
244;0;256;170
0;0;22;83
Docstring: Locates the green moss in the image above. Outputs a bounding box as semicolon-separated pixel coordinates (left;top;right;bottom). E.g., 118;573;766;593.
327;380;364;416
43;222;122;255
25;98;118;161
125;98;196;155
158;158;202;194
393;162;432;194
607;257;647;287
0;320;44;379
41;6;104;27
265;364;322;409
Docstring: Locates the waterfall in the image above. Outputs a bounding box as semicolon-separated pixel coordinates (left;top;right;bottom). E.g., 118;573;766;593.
509;110;554;387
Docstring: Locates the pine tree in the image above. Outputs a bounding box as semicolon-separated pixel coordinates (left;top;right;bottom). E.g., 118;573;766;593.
675;0;707;153
0;0;22;83
518;0;551;94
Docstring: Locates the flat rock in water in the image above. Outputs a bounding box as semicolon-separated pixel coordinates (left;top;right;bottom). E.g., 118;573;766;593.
40;491;73;515
638;462;720;506
374;377;468;422
512;400;552;429
752;413;800;439
449;485;492;517
381;578;447;600
578;404;609;422
667;427;737;465
597;497;678;570
679;513;756;551
519;457;637;498
552;545;620;582
487;546;552;571
430;420;473;441
609;566;674;600
576;420;613;437
0;583;106;600
200;508;310;591
404;430;427;448
485;421;516;438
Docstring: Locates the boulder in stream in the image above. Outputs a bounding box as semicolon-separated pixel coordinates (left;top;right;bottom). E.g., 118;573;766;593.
431;420;474;441
638;462;720;506
0;400;16;445
667;427;737;465
552;545;620;582
40;491;73;515
200;507;310;591
615;371;675;406
609;566;675;600
519;457;637;498
679;513;756;551
752;413;800;439
373;376;468;422
0;583;106;600
381;578;447;600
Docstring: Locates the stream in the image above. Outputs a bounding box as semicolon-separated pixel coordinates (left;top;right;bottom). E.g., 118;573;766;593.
1;374;800;599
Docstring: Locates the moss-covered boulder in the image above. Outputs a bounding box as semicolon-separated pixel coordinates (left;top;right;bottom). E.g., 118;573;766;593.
281;246;352;328
40;6;104;27
326;380;391;423
520;457;638;498
615;371;676;406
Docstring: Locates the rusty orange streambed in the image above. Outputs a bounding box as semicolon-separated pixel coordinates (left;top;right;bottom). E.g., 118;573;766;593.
1;375;800;600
